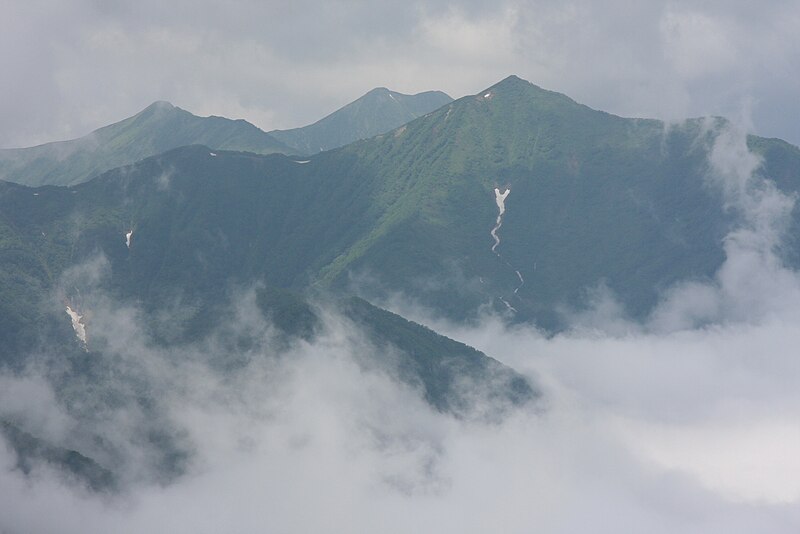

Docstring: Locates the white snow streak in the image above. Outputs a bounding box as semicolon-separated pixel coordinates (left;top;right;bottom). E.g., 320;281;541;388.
514;269;525;294
491;188;510;254
489;187;526;310
65;306;87;347
499;297;517;313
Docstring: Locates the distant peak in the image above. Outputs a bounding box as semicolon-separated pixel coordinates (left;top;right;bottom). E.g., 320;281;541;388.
490;75;532;90
140;101;177;114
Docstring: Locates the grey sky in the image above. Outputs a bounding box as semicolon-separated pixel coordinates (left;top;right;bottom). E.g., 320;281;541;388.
2;0;799;148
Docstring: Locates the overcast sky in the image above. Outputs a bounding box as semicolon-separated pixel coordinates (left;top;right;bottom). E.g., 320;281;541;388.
2;0;799;148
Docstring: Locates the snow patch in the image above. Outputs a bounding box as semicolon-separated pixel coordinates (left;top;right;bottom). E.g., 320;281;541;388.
499;297;517;313
514;270;525;294
491;188;510;253
65;306;87;347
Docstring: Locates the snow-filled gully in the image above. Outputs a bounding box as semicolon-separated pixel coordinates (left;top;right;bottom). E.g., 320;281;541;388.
491;188;510;254
489;187;526;308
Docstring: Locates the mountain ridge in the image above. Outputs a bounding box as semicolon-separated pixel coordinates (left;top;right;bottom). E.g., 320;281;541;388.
269;88;453;154
2;74;800;338
0;87;453;187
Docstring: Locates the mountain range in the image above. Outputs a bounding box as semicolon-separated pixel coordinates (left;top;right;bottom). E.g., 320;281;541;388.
2;74;800;487
4;74;800;340
0;88;452;187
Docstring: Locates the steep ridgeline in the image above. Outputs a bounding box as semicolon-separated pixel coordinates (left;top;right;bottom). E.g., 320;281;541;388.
270;88;453;155
2;76;800;343
0;88;452;188
0;102;292;187
327;76;800;326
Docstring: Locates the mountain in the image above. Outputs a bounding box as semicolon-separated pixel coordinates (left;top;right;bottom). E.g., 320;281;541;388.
0;101;292;187
257;288;533;412
5;74;800;483
0;144;535;406
2;74;800;354
321;76;800;325
270;88;453;154
0;88;452;187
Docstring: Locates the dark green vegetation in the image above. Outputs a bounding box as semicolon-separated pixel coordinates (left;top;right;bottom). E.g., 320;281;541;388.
0;88;452;187
256;287;534;412
270;88;453;155
0;421;116;491
339;296;533;412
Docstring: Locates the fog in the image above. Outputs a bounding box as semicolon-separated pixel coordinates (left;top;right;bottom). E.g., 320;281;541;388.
2;123;800;532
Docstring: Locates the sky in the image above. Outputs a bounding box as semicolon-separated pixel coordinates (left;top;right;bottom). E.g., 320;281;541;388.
2;0;799;148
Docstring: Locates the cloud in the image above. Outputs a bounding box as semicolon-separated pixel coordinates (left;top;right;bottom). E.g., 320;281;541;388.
3;301;800;532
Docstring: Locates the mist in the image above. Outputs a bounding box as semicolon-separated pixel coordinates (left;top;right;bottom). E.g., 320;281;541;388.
2;122;800;532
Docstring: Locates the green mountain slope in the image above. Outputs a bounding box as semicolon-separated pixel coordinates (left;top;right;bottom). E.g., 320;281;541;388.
0;145;535;411
0;87;452;188
2;75;800;345
315;76;800;325
257;288;534;412
270;88;453;154
0;101;292;187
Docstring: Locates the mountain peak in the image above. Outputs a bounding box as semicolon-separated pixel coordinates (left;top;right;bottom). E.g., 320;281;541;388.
137;101;178;117
475;75;582;112
146;100;176;110
483;74;542;95
269;87;452;154
498;74;527;85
